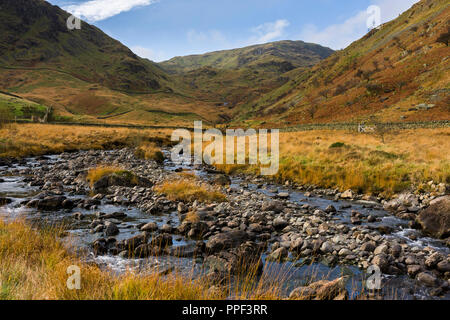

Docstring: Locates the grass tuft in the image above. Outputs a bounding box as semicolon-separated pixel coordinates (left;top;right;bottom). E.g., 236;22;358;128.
155;178;227;203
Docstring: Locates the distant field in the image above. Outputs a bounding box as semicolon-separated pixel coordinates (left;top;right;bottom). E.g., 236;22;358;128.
0;123;173;158
216;127;450;197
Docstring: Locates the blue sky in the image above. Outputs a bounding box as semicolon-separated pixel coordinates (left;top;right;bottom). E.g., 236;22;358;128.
48;0;419;62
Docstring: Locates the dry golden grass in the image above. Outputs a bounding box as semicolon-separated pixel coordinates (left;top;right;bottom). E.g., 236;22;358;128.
215;128;450;197
184;211;201;223
86;166;137;188
135;142;165;163
1;124;448;196
155;178;227;203
0;123;172;158
0;219;295;300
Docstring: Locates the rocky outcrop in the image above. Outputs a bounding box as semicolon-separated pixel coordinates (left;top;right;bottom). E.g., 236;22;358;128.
205;241;264;276
206;230;249;253
289;277;348;300
416;196;450;239
93;172;153;192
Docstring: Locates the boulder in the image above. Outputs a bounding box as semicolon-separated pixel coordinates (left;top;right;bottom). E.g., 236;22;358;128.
289;238;304;253
206;230;249;253
28;196;66;210
340;190;354;199
417;272;438;287
212;174;231;186
289;277;348;300
372;254;389;273
384;193;419;212
437;260;450;273
360;241;377;253
325;205;337;214
93;172;152;192
205;242;264;276
417;196;450;239
149;234;173;248
320;241;334;254
266;247;288;262
140;222;158;232
261;200;284;213
273;217;288;230
374;244;389;255
104;221;119;236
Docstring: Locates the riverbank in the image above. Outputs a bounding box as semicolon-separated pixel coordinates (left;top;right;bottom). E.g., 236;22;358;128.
0;219;287;300
1;124;448;197
1;148;449;300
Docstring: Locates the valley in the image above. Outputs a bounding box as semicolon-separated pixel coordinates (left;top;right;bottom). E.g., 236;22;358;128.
0;0;448;302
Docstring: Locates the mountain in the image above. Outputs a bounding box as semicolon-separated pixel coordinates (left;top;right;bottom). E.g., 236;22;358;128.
0;0;226;126
160;41;333;74
0;0;172;93
160;41;334;111
236;0;450;126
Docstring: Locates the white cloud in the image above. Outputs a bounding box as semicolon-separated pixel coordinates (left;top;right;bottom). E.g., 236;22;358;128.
251;19;290;44
131;46;168;62
298;0;420;49
187;29;228;45
64;0;158;22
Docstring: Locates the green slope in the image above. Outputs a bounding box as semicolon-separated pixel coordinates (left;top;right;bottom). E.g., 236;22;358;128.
160;40;333;74
0;0;173;93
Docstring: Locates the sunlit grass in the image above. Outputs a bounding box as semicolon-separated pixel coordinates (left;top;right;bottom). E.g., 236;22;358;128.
213;128;450;197
0;219;301;300
0;123;172;158
86;166;137;188
135;142;165;163
155;178;227;203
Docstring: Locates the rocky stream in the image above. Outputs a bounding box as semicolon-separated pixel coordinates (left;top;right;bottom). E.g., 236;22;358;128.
0;149;449;300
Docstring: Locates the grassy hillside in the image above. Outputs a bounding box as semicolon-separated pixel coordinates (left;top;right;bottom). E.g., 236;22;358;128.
161;41;333;111
236;0;450;127
160;40;333;74
0;0;172;93
0;0;231;125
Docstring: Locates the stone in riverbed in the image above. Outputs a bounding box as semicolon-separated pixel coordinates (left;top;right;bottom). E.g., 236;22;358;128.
416;196;450;239
277;192;290;199
140;222;158;232
372;254;389;273
149;234;173;248
338;248;352;257
360;241;377;253
340;190;354;199
161;224;173;233
407;265;422;277
28;196;66;210
273;217;288;230
416;272;438;287
205;242;264;276
325;205;337;214
261;200;284;213
289;277;348;300
93;172;153;192
212;174;231;186
266;247;288;262
374;244;389;255
425;252;443;269
104;221;119;236
206;230;249;253
390;244;402;258
437;260;450;273
320;241;333;254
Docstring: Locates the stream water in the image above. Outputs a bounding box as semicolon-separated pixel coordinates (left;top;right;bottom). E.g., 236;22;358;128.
0;152;448;300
